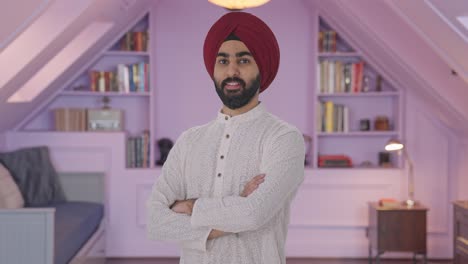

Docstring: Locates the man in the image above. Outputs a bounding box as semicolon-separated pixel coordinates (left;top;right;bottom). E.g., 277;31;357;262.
147;11;305;264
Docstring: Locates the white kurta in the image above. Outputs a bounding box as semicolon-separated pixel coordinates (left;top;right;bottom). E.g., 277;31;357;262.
147;103;305;264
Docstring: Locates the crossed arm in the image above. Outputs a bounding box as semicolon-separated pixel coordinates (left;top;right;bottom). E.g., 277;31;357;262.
170;174;266;240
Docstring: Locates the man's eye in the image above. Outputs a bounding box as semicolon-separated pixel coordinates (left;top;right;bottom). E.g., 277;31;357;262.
218;59;228;64
239;58;250;64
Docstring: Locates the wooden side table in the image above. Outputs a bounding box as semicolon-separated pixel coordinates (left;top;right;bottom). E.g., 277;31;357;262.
367;202;428;264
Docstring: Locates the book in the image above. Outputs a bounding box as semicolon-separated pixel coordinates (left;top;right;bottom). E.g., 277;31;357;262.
324;101;334;132
378;198;401;208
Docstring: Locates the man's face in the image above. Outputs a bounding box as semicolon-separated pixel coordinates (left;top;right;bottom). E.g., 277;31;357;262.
213;40;261;110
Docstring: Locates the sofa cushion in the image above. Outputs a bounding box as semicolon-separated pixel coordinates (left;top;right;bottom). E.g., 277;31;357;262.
52;201;104;264
0;162;24;208
0;146;67;206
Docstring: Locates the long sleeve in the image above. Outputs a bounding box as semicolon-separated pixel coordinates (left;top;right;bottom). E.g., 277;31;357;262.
190;129;305;233
146;131;211;252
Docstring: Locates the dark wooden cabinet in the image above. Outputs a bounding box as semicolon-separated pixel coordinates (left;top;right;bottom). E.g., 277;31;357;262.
453;201;468;264
367;202;428;263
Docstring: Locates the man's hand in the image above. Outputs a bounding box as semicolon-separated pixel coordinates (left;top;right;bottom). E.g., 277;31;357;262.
171;199;229;240
170;199;196;215
241;174;265;197
208;229;227;240
205;174;265;240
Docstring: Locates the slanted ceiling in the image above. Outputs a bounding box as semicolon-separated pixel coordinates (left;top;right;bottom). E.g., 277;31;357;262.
0;0;468;134
0;0;153;132
0;0;52;51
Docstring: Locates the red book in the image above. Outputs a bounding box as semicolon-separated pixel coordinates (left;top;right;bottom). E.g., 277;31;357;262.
89;71;99;92
133;32;141;52
104;72;111;92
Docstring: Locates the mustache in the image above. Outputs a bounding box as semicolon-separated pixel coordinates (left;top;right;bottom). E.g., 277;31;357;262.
221;77;246;89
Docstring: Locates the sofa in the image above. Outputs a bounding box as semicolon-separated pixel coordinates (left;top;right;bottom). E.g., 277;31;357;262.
0;146;105;264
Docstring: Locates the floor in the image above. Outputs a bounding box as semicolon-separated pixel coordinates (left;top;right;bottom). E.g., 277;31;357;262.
106;258;453;264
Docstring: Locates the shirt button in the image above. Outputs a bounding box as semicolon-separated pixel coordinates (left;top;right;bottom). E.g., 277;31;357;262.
217;173;222;177
225;116;228;120
226;134;230;139
220;155;224;159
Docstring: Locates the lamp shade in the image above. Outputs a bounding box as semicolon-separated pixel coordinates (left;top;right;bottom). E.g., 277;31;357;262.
208;0;270;10
385;139;404;152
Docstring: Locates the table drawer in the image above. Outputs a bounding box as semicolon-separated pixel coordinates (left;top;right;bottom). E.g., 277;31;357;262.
455;209;468;224
377;210;426;252
456;220;468;243
454;201;468;263
454;254;468;264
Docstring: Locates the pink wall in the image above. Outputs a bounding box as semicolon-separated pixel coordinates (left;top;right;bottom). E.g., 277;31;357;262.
455;141;468;200
152;0;312;139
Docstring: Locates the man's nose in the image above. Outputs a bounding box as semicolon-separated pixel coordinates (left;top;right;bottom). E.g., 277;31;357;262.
227;62;240;77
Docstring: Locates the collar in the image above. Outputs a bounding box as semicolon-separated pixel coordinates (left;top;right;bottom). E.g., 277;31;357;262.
216;102;266;124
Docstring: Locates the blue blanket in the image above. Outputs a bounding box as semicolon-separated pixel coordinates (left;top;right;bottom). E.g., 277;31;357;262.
52;201;104;264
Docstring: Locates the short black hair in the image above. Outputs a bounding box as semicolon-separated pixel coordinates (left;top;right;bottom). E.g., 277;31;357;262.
224;34;241;42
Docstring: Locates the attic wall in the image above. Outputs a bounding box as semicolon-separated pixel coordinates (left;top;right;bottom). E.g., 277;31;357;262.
388;0;468;85
404;91;452;257
453;137;468;201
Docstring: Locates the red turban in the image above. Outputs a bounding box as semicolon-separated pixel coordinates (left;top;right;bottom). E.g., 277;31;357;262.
203;12;280;93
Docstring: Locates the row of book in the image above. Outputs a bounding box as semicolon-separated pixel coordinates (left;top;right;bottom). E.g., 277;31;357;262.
118;31;149;52
89;62;149;93
317;101;349;133
53;108;87;131
318;30;337;52
317;60;365;94
53;108;123;132
126;130;150;168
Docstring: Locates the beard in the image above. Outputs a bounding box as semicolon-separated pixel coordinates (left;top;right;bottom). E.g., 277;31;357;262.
214;74;261;110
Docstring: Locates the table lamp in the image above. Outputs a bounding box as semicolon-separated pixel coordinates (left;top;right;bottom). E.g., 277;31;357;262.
385;139;415;207
208;0;270;10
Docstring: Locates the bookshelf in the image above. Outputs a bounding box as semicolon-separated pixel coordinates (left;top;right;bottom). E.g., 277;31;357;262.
20;13;153;169
313;17;402;169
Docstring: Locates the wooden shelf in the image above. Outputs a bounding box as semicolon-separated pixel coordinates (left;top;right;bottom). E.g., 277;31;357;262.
60;91;150;97
317;131;399;137
125;167;156;170
317;92;399;97
315;166;398;170
103;51;149;56
318;52;360;57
